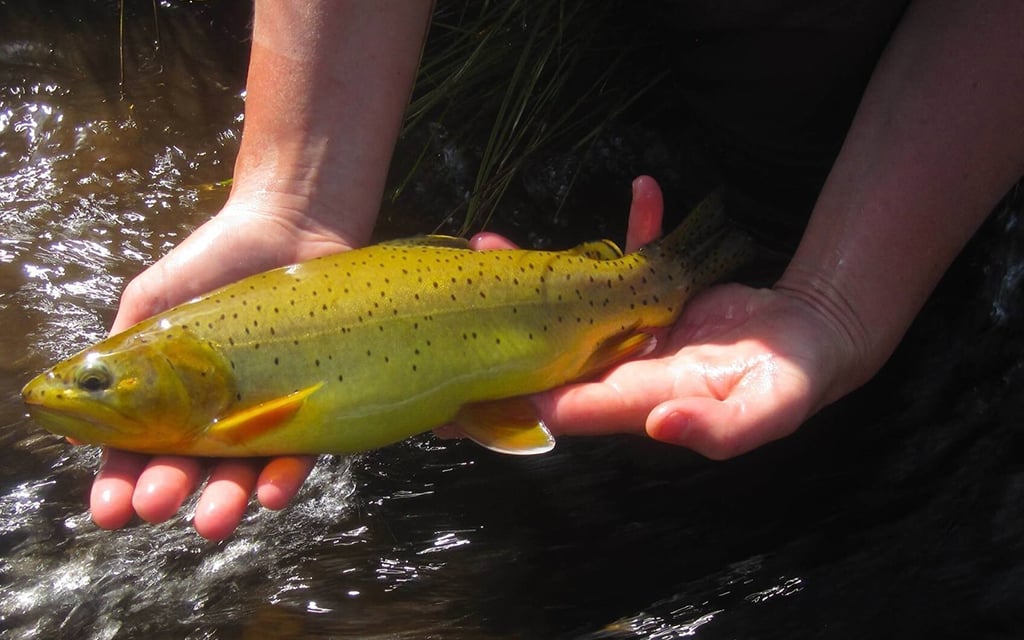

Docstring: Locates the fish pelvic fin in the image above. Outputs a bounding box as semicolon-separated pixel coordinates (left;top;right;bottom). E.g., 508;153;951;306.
207;382;323;444
454;397;555;455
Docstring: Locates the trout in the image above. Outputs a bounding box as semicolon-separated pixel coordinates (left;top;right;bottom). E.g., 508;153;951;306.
22;194;749;456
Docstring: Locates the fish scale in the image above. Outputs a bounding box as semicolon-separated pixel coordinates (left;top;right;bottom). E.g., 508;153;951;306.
22;193;750;456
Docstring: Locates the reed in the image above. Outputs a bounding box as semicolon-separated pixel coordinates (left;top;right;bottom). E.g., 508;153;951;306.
397;0;663;233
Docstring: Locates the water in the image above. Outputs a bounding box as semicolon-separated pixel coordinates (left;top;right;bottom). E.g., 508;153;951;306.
3;2;1024;639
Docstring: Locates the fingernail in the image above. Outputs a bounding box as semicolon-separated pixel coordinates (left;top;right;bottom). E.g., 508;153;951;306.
653;411;690;445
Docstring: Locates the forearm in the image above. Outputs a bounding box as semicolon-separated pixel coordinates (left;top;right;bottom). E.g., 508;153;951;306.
231;0;434;247
777;0;1024;398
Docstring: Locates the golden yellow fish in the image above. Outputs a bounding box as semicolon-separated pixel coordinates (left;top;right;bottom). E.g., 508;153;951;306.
22;194;749;456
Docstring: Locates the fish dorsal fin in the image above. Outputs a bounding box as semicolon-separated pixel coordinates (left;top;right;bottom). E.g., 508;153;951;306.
575;326;657;381
207;383;323;444
454;397;555;455
565;239;623;260
379;235;471;249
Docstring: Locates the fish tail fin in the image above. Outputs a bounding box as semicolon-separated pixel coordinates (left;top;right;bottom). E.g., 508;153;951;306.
644;190;754;289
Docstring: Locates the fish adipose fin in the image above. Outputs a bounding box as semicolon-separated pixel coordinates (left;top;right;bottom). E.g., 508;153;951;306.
454;397;555;455
207;382;323;444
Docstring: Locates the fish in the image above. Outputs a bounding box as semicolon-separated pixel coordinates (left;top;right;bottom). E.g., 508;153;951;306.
21;193;750;457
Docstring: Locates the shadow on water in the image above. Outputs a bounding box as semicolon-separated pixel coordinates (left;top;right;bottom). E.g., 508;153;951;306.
2;2;1024;639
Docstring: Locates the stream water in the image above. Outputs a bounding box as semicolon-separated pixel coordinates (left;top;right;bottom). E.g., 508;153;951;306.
2;2;1024;639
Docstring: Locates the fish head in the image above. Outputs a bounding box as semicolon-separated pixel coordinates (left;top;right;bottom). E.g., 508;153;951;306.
21;321;236;453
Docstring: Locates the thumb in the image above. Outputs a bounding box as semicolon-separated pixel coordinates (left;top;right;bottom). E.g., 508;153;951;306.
645;394;808;461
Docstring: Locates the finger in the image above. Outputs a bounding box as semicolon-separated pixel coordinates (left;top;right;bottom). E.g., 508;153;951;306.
646;393;808;461
130;456;203;523
193;459;261;541
533;359;677;437
625;175;664;253
256;455;318;510
533;383;647;437
91;449;150;529
469;232;518;251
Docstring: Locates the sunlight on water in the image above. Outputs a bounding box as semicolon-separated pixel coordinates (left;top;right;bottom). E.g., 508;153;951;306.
586;556;806;639
0;455;359;640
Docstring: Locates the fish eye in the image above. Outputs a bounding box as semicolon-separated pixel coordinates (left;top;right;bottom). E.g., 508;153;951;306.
76;363;113;392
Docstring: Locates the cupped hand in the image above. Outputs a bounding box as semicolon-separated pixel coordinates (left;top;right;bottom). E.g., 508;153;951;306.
92;198;363;541
477;176;864;459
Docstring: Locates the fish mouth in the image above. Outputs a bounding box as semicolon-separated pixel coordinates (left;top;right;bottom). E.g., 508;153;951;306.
22;378;127;445
22;402;121;445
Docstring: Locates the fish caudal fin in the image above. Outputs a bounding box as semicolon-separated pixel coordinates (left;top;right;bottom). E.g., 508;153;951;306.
454;397;555;455
646;190;753;290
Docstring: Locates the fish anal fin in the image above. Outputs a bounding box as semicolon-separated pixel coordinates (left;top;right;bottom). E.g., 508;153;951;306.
454;397;555;455
576;327;657;381
208;383;323;444
565;239;623;260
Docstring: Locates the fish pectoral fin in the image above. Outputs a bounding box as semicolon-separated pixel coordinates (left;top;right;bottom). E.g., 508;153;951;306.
565;239;623;260
379;235;471;249
576;327;657;381
454;397;555;455
207;383;323;444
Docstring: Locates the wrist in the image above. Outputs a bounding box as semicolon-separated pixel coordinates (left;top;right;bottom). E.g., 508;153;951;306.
771;269;883;408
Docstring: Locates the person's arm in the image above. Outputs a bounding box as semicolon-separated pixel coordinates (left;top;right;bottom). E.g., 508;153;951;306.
777;0;1024;404
530;0;1024;458
91;0;434;541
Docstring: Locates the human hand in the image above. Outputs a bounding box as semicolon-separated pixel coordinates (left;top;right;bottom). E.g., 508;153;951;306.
91;198;361;541
477;176;867;459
